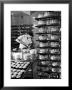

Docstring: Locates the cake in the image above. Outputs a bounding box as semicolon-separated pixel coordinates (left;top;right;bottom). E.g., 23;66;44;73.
49;49;60;54
38;35;47;40
52;68;60;73
46;20;50;25
38;13;44;18
51;35;60;40
39;55;45;60
39;28;44;33
39;42;48;47
52;62;60;67
50;42;60;47
39;55;48;60
44;12;50;17
50;27;58;32
38;21;45;25
39;49;48;53
52;62;58;66
50;55;60;60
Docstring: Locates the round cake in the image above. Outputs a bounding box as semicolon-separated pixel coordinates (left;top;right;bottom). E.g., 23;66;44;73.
39;28;45;33
38;21;45;25
39;42;48;47
38;13;44;18
50;42;60;47
44;12;50;17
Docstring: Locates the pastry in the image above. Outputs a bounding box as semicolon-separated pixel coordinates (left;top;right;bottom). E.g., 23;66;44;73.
39;28;46;33
50;26;60;32
52;68;61;72
39;55;48;60
39;49;48;53
49;49;60;54
38;21;45;25
51;35;60;40
44;12;50;17
39;42;48;47
38;13;44;18
38;35;47;40
52;62;60;66
46;20;50;25
50;55;61;60
50;42;60;47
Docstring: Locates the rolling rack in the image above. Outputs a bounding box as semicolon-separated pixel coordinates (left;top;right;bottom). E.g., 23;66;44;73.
33;11;61;79
11;24;34;79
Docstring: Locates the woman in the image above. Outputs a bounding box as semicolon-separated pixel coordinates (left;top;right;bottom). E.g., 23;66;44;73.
16;32;37;61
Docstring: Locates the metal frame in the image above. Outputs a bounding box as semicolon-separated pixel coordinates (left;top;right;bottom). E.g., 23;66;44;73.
0;0;70;89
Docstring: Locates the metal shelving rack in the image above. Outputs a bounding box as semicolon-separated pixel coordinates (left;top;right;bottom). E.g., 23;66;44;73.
33;11;61;79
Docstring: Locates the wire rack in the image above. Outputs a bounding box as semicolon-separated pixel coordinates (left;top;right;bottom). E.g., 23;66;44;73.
32;11;61;79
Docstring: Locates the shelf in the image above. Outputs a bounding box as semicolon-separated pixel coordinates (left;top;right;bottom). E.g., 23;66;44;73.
36;39;61;42
11;24;33;27
36;59;61;62
35;24;60;28
37;58;61;62
37;72;61;79
11;29;19;30
37;64;61;68
38;52;61;55
37;47;61;49
11;28;33;30
37;69;60;73
11;25;33;31
35;16;61;21
35;32;61;35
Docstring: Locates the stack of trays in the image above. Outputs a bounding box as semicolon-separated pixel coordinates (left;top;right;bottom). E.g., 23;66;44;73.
11;68;25;79
11;61;30;79
34;11;61;79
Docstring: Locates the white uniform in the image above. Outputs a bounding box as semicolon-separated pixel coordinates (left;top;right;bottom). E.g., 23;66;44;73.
15;34;33;60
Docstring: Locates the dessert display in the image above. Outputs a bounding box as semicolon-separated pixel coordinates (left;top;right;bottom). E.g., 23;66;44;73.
51;68;61;73
50;26;60;32
49;49;60;54
34;11;61;79
38;13;44;18
39;55;48;60
51;35;60;40
51;62;60;67
39;42;48;47
44;12;50;17
50;55;61;61
38;20;45;25
39;49;48;53
38;35;47;40
50;73;60;79
50;42;60;47
38;28;46;33
47;34;51;40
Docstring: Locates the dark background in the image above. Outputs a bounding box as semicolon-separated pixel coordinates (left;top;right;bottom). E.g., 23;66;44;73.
0;0;71;89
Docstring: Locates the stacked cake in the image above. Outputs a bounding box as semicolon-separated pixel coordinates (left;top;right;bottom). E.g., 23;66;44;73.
33;11;61;79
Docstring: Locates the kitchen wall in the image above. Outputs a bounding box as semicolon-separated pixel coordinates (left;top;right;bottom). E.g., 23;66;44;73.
11;11;32;25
